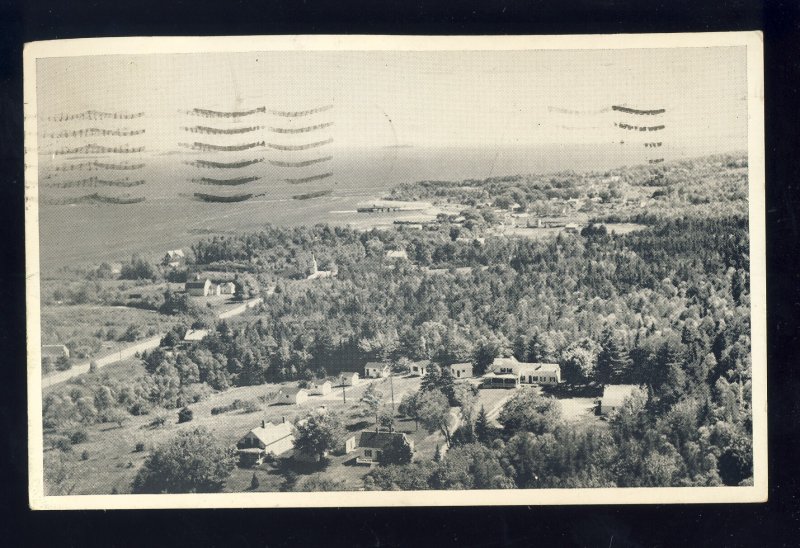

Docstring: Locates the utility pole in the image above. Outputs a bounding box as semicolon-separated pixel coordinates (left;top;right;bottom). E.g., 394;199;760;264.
342;383;346;404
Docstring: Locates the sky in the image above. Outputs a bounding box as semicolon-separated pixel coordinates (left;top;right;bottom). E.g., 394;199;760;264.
35;46;748;151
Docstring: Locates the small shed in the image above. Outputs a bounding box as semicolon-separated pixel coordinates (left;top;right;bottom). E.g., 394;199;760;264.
41;344;70;360
385;249;408;260
276;386;309;405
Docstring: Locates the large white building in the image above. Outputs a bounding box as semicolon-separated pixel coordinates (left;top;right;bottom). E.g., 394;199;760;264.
489;356;561;385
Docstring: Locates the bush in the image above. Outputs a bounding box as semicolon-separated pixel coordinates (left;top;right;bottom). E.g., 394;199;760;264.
52;436;73;452
148;415;167;428
178;407;193;424
81;450;90;461
134;442;146;453
69;429;89;445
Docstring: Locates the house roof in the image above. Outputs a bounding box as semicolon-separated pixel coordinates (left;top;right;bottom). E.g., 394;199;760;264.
183;329;209;342
357;431;409;450
246;422;293;447
185;279;210;288
166;249;185;258
446;362;472;370
341;372;359;378
516;362;561;375
601;385;640;408
365;362;389;369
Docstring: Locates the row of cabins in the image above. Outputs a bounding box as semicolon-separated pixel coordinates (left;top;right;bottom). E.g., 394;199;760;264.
236;419;413;467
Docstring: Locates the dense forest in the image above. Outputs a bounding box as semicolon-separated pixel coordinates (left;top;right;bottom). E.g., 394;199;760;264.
43;152;753;489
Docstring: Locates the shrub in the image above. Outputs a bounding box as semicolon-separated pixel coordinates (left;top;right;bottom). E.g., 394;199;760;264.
148;415;167;428
134;442;146;453
52;436;73;452
81;450;90;461
178;407;193;424
69;429;89;445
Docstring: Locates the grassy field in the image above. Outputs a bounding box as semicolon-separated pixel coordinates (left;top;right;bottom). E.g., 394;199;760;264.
45;372;427;495
41;305;175;360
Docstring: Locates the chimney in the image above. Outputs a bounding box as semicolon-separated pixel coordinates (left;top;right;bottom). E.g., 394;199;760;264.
261;420;266;429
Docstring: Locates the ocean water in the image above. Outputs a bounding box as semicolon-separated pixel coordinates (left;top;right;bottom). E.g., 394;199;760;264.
36;144;729;271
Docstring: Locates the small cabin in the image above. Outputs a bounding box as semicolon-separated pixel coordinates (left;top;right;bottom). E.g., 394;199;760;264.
409;361;429;377
364;362;391;378
444;363;473;379
355;431;414;465
339;372;360;387
276;387;309;405
309;380;332;396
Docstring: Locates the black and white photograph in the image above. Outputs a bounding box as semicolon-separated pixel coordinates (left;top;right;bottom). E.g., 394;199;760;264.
24;33;766;509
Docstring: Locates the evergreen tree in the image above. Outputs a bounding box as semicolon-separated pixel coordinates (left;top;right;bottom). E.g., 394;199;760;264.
474;406;490;443
597;329;631;383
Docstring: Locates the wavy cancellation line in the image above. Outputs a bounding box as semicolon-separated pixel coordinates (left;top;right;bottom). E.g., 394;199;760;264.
54;144;145;155
193;192;264;203
267;138;333;151
186;158;264;169
614;123;666;132
612;106;666;115
47;111;145;122
284;172;334;184
270;105;334;117
186;107;266;118
648;158;665;164
42;193;145;205
54;161;145;171
269;122;334;134
182;126;263;135
180;141;265;152
269;156;332;168
47;128;146;138
192;176;260;186
51;177;145;188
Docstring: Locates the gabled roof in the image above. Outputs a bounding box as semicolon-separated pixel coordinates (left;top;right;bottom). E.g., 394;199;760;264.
365;362;389;369
491;356;519;370
245;422;293;446
445;362;472;369
357;430;409;450
166;249;185;258
185;278;211;288
386;250;408;258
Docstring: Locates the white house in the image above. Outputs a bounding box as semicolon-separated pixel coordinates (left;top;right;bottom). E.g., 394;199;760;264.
444;362;473;379
163;249;185;268
355;431;414;465
364;362;391;378
236;420;294;466
489;356;561;385
185;276;213;296
218;281;236;295
339;372;360;387
409;361;429;377
309;380;332;396
600;385;641;416
276;386;309;405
